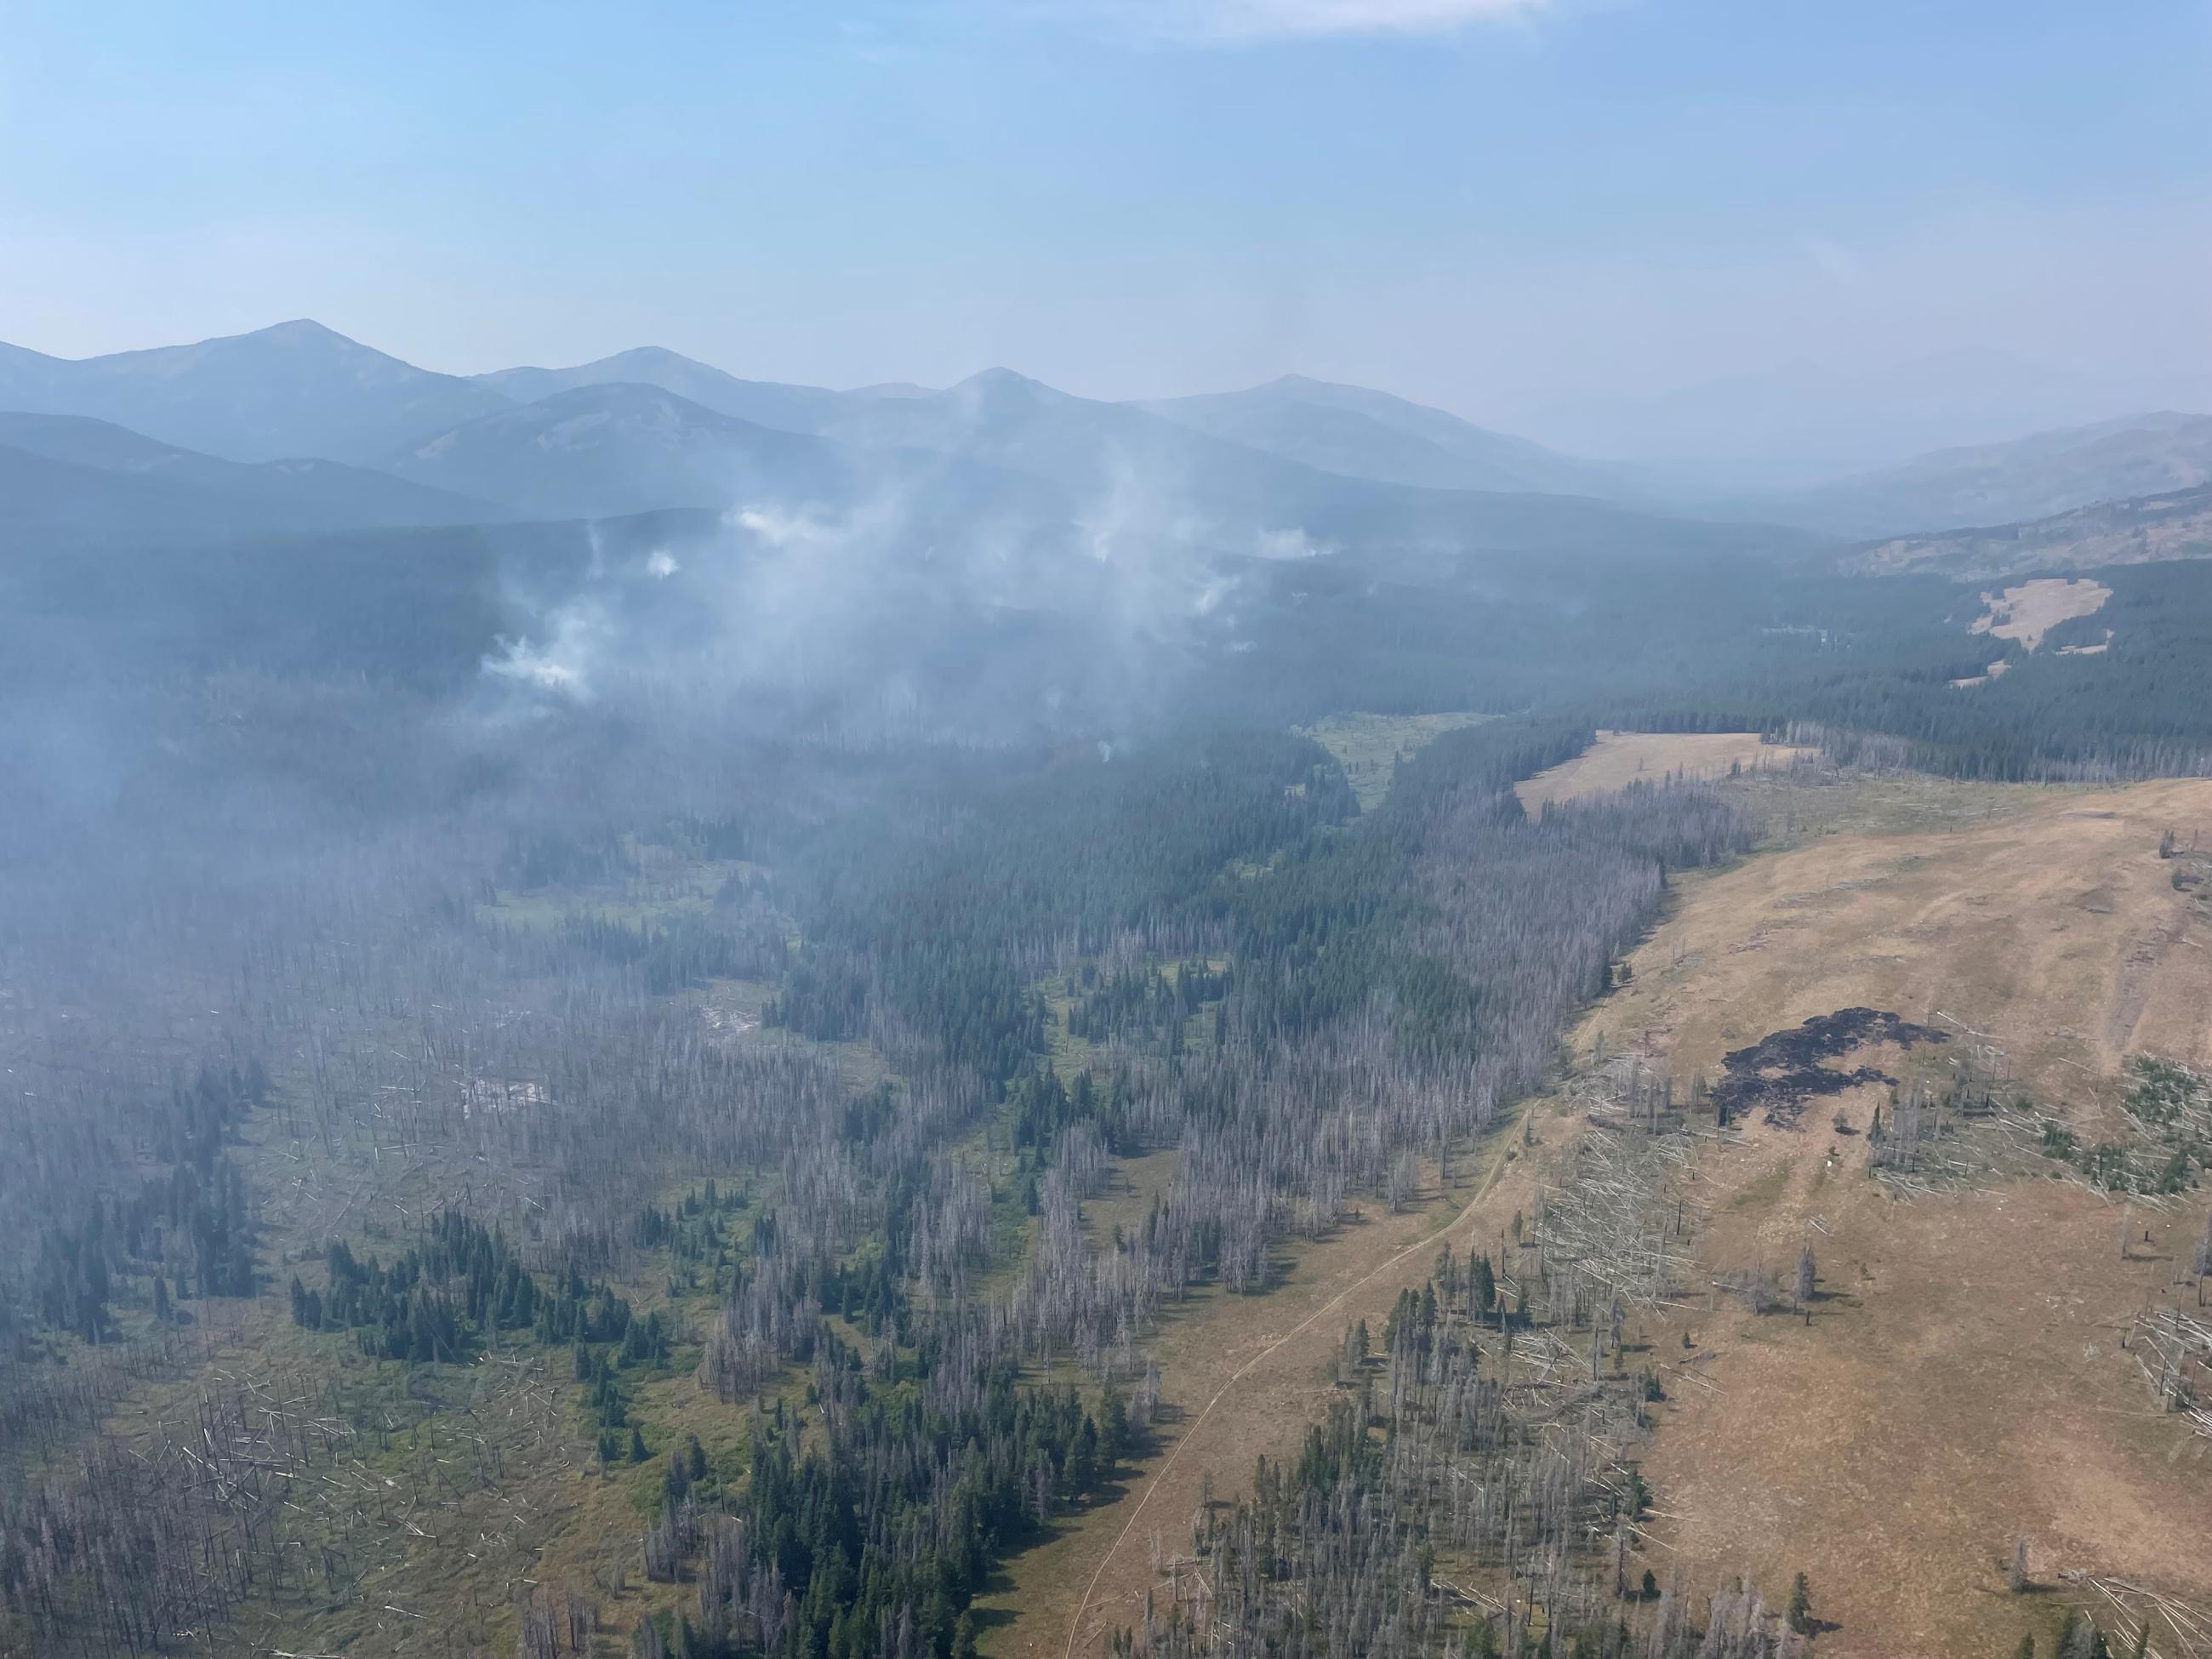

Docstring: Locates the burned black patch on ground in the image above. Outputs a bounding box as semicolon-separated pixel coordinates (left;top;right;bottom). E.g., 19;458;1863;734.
1712;1006;1949;1127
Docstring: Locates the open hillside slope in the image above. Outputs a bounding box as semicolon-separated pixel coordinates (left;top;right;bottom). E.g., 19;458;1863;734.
1138;375;1624;498
385;382;877;519
1534;349;2212;480
983;757;2212;1659
1761;412;2212;539
1571;772;2212;1659
385;380;1081;525
0;412;500;541
1849;483;2212;580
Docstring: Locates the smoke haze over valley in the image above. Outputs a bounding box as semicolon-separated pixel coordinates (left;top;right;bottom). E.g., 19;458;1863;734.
5;8;2211;1659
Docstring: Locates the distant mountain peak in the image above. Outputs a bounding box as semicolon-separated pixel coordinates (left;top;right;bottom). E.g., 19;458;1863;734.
601;345;704;371
941;368;1076;423
252;317;353;345
558;345;704;373
951;367;1057;396
0;319;511;464
177;318;391;362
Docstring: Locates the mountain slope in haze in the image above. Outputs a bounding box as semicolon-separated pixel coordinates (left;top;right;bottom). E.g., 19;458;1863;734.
0;318;1812;567
1;444;271;545
1847;482;2212;580
813;368;1810;567
0;321;513;466
473;347;855;436
1757;412;2212;539
387;384;859;519
814;367;1310;505
386;380;1075;526
1140;374;1625;498
476;349;1628;504
1536;348;2212;480
390;370;1809;581
459;352;1751;560
0;442;497;548
0;412;504;537
809;367;1615;530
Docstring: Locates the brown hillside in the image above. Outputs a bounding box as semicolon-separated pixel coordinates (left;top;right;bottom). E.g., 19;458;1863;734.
1579;777;2212;1659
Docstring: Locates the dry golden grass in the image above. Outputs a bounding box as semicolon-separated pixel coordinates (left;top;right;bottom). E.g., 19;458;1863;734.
1948;658;2011;688
1574;775;2212;1659
1970;577;2112;652
1579;776;2212;1092
1515;732;1815;814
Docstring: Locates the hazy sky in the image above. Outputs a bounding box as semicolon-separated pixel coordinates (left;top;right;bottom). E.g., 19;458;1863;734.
2;0;2207;426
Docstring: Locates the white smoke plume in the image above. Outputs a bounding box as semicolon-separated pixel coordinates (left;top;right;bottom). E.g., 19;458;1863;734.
472;454;1281;743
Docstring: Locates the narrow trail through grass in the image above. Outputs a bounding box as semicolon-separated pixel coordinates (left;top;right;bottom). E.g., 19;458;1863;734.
1059;1122;1527;1659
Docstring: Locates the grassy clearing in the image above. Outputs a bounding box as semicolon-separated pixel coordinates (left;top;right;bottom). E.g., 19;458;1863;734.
1971;576;2112;652
1565;771;2212;1659
476;844;755;932
1079;1149;1182;1256
1035;969;1109;1083
692;975;896;1094
1515;731;1815;814
1722;762;2065;846
1297;711;1496;811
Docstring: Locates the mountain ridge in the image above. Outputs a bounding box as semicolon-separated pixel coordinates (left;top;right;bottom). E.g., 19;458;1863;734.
0;411;504;543
0;319;513;465
1139;373;1623;498
1847;481;2212;580
1756;411;2212;539
25;322;2208;564
472;347;855;436
1531;348;2212;478
385;379;1082;527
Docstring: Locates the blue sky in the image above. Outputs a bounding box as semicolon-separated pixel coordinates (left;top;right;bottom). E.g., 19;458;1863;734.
2;0;2206;425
